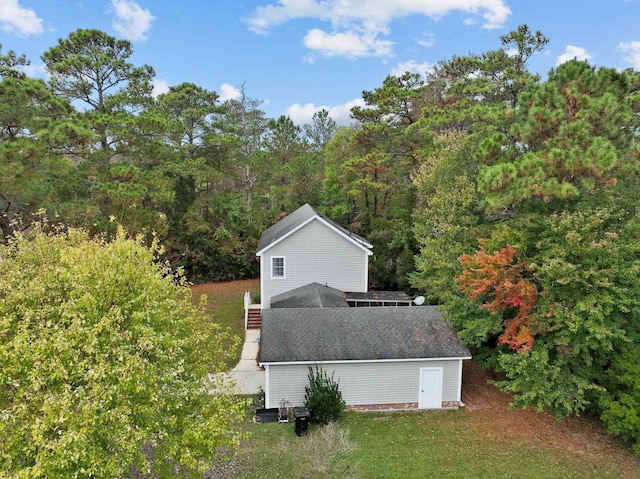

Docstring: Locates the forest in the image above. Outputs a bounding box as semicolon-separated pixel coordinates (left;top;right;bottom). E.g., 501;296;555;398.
1;24;640;452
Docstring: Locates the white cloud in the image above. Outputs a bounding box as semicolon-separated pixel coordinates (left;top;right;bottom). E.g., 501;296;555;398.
151;79;170;97
247;1;509;60
304;29;393;59
286;98;366;126
111;0;155;42
417;31;435;48
219;83;242;102
247;0;510;33
391;60;432;77
286;103;320;124
504;47;519;57
0;0;43;36
556;45;592;66
619;41;640;69
247;0;328;34
22;63;48;79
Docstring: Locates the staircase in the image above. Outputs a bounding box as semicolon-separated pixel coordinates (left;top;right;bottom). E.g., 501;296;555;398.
247;307;262;330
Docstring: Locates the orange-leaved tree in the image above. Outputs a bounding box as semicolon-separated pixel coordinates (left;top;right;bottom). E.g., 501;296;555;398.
456;244;539;352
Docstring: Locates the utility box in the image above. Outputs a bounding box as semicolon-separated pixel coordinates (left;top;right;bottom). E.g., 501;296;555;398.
293;407;310;436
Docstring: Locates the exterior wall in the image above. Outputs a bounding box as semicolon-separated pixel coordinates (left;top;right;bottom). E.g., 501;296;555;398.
260;219;369;308
263;359;464;409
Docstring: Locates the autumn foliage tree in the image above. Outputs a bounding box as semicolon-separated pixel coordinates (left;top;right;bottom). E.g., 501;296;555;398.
457;244;538;352
443;59;640;428
404;28;640;454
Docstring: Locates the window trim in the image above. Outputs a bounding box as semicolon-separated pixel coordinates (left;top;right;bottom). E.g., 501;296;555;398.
271;256;286;279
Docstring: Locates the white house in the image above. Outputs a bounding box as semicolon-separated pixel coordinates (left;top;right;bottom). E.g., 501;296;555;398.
254;204;471;410
256;204;372;309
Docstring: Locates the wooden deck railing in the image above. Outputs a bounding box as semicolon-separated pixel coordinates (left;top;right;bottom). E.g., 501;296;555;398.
243;291;251;330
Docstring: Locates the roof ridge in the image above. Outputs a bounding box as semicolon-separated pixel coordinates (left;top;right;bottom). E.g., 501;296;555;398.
256;204;372;254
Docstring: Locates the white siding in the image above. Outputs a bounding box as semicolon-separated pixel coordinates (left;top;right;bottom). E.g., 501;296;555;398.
264;360;463;409
260;219;369;308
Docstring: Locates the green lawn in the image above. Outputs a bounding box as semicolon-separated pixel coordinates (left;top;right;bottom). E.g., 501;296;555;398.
231;411;640;479
191;278;259;368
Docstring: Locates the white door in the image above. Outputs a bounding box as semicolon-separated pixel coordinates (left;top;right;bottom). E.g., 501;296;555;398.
419;367;443;409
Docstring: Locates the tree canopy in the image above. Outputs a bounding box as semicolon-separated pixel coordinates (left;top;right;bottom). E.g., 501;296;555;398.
0;225;246;477
424;59;640;448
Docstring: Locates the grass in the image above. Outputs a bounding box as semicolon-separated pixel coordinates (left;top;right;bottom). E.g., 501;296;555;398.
342;412;630;479
190;278;259;369
232;412;640;479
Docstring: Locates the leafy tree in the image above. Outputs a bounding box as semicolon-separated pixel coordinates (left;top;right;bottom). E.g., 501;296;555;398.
0;225;246;477
156;82;223;151
411;26;548;295
349;72;427;218
321;126;361;217
304;108;337;152
0;44;28;78
496;208;640;416
151;82;246;278
447;59;640;419
479;61;631;210
457;243;539;352
41;29;175;240
421;24;548;140
598;345;640;453
304;365;346;424
42;28;155;160
452;208;640;420
262;115;319;217
42;28;153;112
88;162;173;237
411;131;482;302
352;71;426;124
0;72;92;243
323;72;430;289
223;84;267;222
406;28;640;438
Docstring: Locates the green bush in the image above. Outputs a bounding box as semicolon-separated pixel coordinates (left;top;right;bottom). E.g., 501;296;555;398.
597;346;640;453
304;365;346;424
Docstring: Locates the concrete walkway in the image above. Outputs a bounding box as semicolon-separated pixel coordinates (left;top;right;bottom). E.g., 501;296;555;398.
227;329;265;395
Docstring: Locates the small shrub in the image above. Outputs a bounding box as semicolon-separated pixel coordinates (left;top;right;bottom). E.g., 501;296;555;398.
304;365;346;424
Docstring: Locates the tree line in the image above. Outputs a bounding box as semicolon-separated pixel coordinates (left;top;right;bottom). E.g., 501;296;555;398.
2;25;640;452
1;28;334;281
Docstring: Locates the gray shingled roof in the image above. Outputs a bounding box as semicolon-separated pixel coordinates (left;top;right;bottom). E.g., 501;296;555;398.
271;282;350;309
259;306;471;363
256;203;372;253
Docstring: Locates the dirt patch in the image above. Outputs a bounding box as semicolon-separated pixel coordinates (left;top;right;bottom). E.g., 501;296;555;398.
462;359;512;411
462;360;640;475
348;403;419;412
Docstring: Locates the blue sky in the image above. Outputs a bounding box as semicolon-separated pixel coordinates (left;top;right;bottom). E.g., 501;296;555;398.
2;0;640;125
